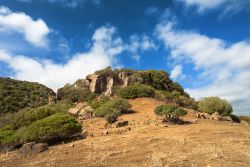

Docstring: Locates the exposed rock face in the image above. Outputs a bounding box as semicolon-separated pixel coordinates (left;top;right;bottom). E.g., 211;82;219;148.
19;143;48;155
85;70;131;95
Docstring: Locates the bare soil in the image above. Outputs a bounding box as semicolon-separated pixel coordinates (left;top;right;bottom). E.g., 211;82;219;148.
0;98;249;167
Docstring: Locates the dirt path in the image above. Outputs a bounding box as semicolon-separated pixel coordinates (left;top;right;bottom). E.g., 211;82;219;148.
1;98;250;167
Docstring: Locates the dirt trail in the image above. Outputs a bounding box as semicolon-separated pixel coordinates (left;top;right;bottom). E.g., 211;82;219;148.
1;98;250;167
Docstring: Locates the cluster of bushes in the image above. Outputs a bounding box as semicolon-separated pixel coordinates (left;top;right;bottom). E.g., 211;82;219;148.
118;84;155;99
154;104;187;123
198;97;233;116
0;102;81;150
0;77;55;114
89;97;132;123
57;84;96;103
116;83;197;110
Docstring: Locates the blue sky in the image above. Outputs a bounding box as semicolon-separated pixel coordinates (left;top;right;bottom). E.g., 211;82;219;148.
0;0;249;115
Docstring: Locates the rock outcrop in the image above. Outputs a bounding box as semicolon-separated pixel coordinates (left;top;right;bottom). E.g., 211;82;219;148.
19;142;48;155
67;67;181;96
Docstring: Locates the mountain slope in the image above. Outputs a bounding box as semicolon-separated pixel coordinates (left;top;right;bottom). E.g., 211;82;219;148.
0;77;56;114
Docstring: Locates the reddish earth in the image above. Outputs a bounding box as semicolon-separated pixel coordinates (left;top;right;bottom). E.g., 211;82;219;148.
0;98;249;167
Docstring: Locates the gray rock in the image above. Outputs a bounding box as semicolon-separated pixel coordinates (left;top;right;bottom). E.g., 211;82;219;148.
210;112;223;121
115;121;129;128
20;143;48;154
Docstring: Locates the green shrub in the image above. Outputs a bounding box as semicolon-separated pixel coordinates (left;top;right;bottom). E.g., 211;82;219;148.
7;101;73;130
23;113;82;143
175;96;198;110
94;98;131;117
118;84;155;99
154;104;187;122
89;96;110;109
230;115;241;123
105;112;119;123
0;130;20;145
92;98;132;123
198;97;233;116
57;85;96;103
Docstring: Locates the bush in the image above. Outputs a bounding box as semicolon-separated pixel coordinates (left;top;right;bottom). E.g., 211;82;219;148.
89;96;110;109
105;112;119;123
230;115;241;123
154;104;187;122
57;85;96;103
0;130;20;145
118;84;155;99
175;96;198;110
4;101;73;130
94;98;132;117
198;97;233;116
23;113;82;143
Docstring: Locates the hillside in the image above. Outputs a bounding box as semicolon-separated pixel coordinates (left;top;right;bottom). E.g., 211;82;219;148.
0;77;56;114
0;98;249;167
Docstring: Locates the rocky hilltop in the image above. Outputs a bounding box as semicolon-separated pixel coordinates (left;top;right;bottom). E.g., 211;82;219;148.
58;67;186;97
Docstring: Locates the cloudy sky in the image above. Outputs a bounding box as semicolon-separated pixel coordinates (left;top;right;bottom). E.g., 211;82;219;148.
0;0;249;116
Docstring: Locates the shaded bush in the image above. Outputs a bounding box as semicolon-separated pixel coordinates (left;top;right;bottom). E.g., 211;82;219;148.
230;115;241;123
23;113;82;143
94;98;132;117
175;96;198;110
198;97;233;116
118;84;155;99
57;85;96;103
0;77;55;114
3;101;73;130
89;96;110;109
105;112;119;123
154;104;187;123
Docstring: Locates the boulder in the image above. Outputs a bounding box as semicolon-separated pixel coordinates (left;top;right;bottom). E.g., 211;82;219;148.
196;113;210;119
210;112;223;121
114;121;129;128
79;106;94;119
223;116;233;122
68;103;86;116
20;143;48;155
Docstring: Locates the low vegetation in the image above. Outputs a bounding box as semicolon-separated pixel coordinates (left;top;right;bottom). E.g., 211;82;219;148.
154;104;187;124
118;84;155;99
0;77;55;114
0;101;80;151
89;97;132;123
57;84;96;103
198;97;233;116
24;113;82;143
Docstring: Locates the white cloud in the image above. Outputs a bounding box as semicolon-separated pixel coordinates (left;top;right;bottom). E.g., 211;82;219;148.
170;65;183;80
127;35;157;62
156;21;250;115
178;0;250;14
0;6;50;47
0;26;124;91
